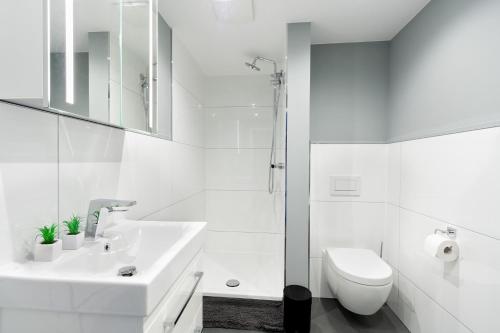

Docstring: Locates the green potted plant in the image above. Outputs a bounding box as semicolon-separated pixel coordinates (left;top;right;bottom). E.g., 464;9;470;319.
62;214;84;250
34;224;61;261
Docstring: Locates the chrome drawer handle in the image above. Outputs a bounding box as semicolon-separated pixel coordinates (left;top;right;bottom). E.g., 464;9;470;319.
163;271;203;333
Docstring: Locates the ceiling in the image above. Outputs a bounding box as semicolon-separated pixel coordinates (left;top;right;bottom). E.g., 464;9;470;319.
159;0;431;76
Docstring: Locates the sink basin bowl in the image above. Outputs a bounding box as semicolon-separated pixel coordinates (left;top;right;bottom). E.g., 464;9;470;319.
0;220;206;316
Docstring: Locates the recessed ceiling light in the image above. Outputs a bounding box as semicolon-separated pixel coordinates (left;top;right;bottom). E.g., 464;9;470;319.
212;0;254;24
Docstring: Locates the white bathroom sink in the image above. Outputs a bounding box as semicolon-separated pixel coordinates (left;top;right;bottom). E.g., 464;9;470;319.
0;220;206;316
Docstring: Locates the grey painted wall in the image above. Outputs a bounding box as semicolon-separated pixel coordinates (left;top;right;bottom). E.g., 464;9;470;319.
389;0;500;142
311;42;389;143
88;32;110;123
311;0;500;143
286;22;311;288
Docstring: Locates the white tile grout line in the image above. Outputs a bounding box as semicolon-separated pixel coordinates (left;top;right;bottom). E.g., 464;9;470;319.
203;105;274;109
310;200;386;204
205;229;284;235
205;189;285;193
139;190;205;220
205;147;273;150
172;78;204;107
397;205;500;242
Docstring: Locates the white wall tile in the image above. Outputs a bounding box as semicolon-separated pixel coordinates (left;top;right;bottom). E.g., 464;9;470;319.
172;82;204;147
205;148;269;191
145;191;205;222
172;35;205;102
399;208;499;333
59;116;204;227
310;144;388;202
386;265;399;314
387;142;401;205
206;190;284;234
203;75;273;108
172;143;204;201
383;204;400;269
0;103;58;263
120;131;175;218
204;230;284;255
397;273;471;333
58;117;127;224
309;258;334;298
309;201;385;258
400;127;500;239
204;107;273;149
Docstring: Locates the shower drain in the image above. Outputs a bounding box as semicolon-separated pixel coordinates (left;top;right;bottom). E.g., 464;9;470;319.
226;279;240;287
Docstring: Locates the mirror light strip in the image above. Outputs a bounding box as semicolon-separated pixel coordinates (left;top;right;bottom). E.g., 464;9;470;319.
46;0;51;105
65;0;74;104
148;0;154;129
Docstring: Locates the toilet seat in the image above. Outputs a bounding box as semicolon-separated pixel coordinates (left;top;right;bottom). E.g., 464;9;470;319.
325;248;392;286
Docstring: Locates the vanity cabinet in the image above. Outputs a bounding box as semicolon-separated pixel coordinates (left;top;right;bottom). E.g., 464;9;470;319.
143;254;204;333
0;253;204;333
0;0;48;104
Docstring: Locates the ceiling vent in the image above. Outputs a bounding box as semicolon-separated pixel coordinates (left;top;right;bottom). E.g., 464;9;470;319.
212;0;254;23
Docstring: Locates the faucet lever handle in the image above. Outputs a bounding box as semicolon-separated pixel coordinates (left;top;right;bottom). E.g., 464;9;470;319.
86;199;137;239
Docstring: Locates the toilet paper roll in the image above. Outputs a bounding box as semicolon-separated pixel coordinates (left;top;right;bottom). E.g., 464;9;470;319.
424;234;459;262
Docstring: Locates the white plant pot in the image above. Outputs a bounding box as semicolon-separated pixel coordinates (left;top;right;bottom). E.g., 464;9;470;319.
62;232;84;250
33;239;62;262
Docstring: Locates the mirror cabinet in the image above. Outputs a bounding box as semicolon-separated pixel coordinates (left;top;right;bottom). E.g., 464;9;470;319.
0;0;172;139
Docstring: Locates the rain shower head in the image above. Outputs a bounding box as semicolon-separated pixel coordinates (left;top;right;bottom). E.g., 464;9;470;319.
245;56;279;74
245;61;261;71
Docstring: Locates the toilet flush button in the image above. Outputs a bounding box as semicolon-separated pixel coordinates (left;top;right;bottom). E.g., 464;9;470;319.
330;176;361;196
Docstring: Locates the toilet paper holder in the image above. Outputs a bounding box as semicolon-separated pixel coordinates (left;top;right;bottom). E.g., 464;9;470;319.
434;226;457;239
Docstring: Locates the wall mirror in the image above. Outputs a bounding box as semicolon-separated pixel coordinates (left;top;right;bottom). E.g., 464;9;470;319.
48;0;172;139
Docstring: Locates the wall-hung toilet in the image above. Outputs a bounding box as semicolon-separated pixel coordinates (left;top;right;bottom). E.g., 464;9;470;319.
324;248;393;315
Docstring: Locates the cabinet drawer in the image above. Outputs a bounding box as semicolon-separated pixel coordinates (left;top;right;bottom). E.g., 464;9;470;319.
171;278;203;333
144;253;203;333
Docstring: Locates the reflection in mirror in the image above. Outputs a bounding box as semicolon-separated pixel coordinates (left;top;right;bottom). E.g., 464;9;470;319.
48;0;172;139
50;0;120;122
156;11;172;139
121;0;151;132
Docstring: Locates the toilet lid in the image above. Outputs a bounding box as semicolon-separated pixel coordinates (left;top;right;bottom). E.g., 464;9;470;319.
325;248;393;286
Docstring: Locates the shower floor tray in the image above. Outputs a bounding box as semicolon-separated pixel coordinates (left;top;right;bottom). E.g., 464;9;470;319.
203;251;284;301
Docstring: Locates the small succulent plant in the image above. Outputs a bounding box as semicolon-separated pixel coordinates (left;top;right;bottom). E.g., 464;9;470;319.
63;214;81;235
38;224;58;245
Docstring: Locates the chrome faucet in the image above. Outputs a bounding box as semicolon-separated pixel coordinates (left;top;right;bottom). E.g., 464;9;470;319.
85;199;137;240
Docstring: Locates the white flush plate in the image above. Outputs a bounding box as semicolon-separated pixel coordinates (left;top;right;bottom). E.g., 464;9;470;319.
330;176;361;197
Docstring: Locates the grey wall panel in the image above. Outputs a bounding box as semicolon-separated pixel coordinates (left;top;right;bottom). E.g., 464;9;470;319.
50;53;89;118
311;42;389;143
88;32;110;123
286;22;311;288
389;0;500;142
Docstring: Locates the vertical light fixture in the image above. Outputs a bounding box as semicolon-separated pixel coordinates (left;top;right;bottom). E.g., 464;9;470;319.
65;0;74;104
46;0;51;106
148;0;154;129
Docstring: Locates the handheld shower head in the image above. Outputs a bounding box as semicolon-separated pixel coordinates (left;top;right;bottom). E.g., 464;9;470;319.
245;61;261;71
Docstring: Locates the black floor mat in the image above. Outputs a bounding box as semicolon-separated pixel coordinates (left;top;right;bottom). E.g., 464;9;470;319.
203;296;284;332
